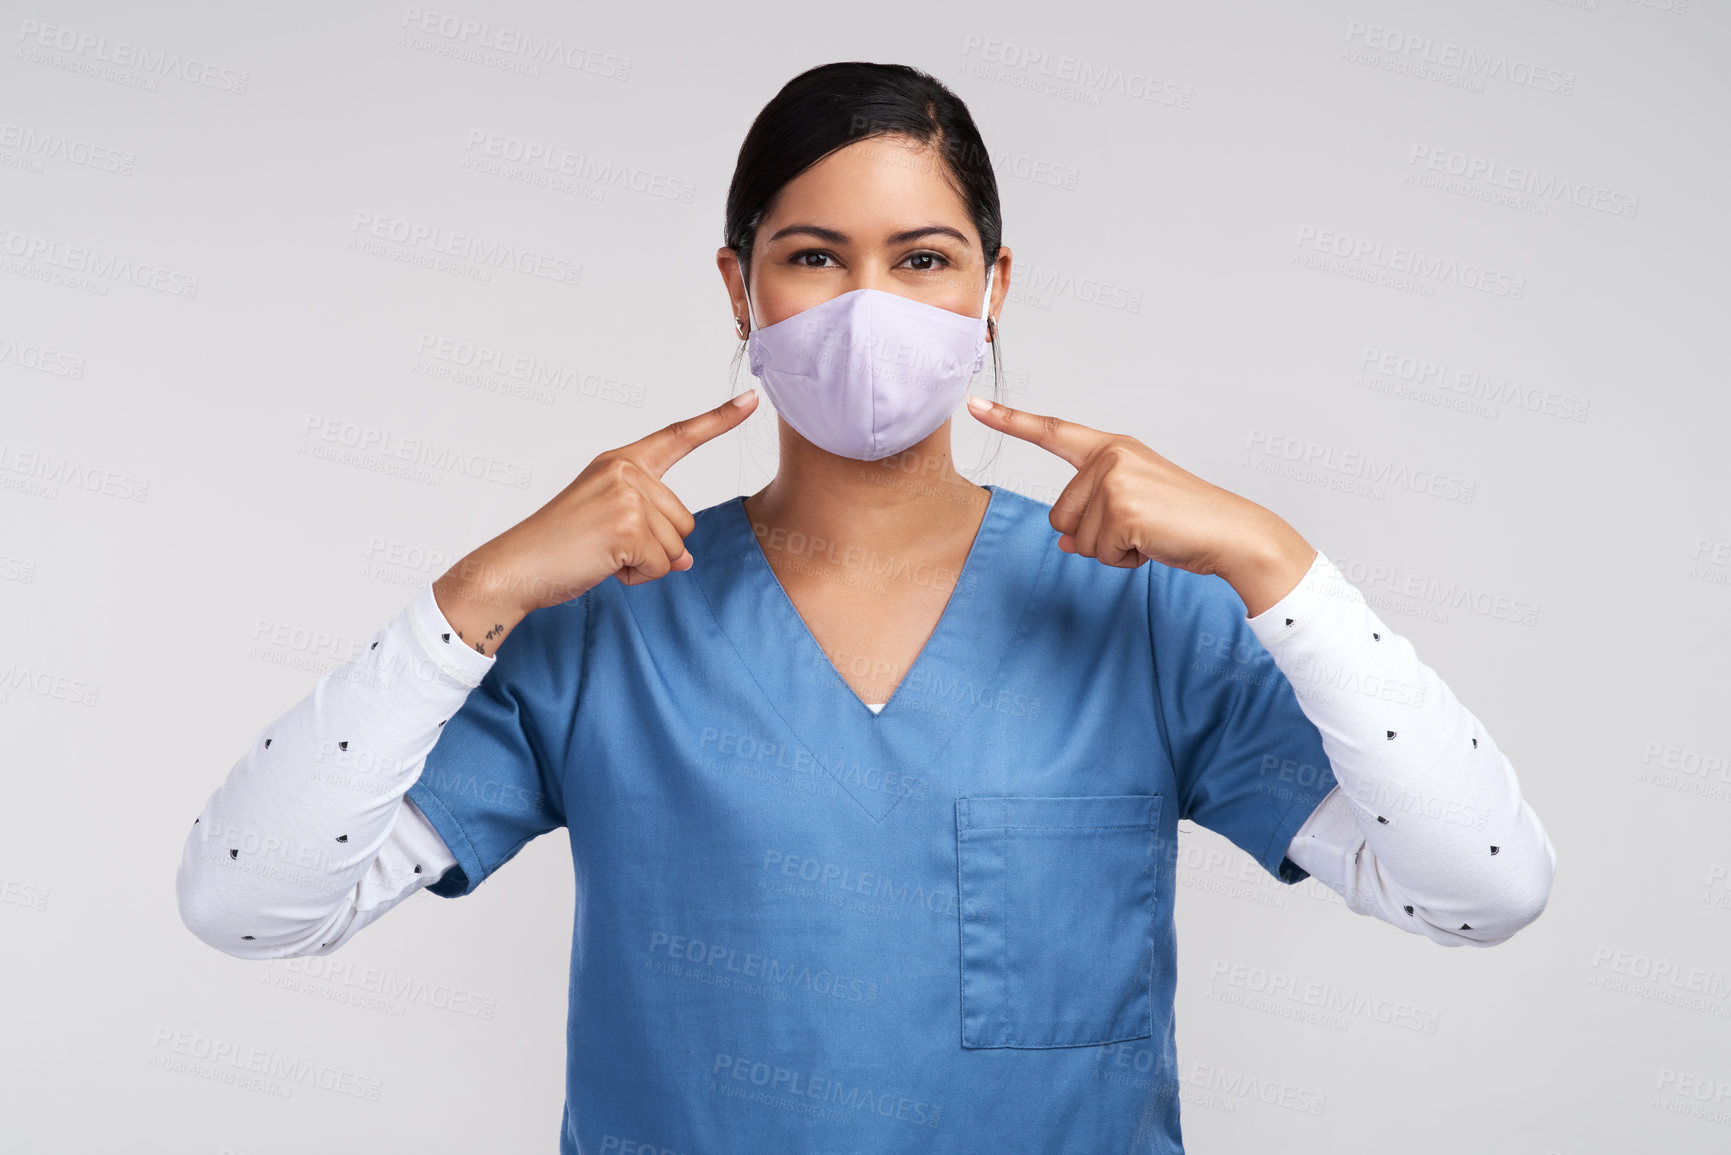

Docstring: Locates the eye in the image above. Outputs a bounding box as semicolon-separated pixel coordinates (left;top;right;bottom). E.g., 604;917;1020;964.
902;251;951;272
790;249;837;268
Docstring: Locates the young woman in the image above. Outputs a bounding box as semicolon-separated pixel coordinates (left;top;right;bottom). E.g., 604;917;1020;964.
179;62;1557;1153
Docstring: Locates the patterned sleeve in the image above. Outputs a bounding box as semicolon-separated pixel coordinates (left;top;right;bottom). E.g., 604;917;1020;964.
177;584;495;958
1250;551;1557;946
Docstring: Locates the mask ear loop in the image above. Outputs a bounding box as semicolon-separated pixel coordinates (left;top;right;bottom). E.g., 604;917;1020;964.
742;277;759;336
974;265;999;383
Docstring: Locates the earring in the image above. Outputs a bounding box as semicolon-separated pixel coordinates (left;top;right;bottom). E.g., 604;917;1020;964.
735;316;747;338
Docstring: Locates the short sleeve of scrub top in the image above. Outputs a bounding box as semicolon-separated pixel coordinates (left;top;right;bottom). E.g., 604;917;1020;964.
405;596;583;898
401;485;1344;1154
1148;561;1342;886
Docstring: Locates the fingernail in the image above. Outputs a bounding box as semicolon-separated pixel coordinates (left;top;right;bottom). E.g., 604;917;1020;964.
732;389;756;408
966;395;990;414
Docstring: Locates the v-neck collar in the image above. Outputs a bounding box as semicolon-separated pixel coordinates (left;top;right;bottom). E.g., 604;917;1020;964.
741;484;1002;720
692;483;1053;824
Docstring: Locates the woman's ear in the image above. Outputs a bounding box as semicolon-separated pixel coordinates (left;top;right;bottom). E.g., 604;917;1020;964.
716;246;748;333
988;246;1012;338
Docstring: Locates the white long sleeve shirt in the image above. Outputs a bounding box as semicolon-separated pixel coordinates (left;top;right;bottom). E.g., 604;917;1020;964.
176;549;1555;959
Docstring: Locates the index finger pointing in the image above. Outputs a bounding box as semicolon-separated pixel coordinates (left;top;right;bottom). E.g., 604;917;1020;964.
627;389;758;479
965;396;1111;470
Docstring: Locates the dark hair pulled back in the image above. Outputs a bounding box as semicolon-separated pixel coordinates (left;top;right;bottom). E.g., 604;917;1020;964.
722;62;1006;408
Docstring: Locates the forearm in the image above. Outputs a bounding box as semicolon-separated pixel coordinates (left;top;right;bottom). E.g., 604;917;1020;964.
433;550;533;657
176;585;492;958
1216;511;1317;620
1251;551;1557;945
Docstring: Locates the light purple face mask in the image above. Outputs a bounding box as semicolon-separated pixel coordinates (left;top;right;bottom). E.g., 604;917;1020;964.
744;269;994;462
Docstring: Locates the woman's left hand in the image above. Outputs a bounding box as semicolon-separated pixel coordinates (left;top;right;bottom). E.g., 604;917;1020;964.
965;395;1318;617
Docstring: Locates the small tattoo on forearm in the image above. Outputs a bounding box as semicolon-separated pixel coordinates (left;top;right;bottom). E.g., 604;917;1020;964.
456;623;507;656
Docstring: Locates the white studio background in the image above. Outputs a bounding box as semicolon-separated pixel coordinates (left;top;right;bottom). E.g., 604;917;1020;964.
2;1;1724;1152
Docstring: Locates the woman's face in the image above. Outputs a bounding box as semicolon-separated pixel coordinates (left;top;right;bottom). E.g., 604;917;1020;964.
719;134;1010;333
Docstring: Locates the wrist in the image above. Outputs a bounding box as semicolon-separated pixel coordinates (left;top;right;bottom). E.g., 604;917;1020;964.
439;547;522;604
434;551;532;646
1219;518;1316;619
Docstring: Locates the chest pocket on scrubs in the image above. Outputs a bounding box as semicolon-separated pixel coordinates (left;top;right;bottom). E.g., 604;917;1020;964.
956;794;1161;1049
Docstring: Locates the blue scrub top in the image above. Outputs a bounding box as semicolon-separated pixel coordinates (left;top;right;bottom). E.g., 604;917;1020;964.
407;483;1339;1154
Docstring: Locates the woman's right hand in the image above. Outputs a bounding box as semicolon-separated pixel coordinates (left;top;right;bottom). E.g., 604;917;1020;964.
432;390;759;656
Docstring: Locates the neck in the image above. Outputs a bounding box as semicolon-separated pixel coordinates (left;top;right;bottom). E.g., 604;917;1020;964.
743;419;989;552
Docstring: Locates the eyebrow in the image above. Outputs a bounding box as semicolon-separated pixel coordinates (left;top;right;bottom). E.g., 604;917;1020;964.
764;224;972;248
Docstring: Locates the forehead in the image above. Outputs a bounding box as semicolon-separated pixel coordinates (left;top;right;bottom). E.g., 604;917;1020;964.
759;135;974;240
